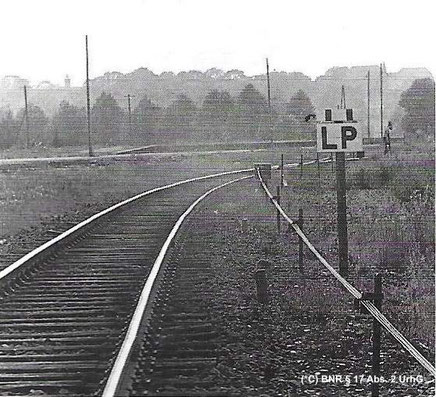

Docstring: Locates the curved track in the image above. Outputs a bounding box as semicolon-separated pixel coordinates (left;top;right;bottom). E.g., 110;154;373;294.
0;171;251;396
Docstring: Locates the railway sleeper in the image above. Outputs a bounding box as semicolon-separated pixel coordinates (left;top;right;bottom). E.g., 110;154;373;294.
0;351;110;361
0;343;115;353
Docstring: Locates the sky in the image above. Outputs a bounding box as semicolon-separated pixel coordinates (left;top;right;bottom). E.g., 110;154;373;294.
0;0;434;86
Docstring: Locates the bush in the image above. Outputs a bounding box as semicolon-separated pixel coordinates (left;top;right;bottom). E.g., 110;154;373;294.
350;166;394;190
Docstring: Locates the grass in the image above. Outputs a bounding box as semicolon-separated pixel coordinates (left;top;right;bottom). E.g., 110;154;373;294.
0;144;143;159
205;178;434;396
0;146;307;239
280;140;435;359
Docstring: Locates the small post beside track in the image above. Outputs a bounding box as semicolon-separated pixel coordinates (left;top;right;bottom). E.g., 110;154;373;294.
316;152;321;180
255;268;268;304
276;186;281;234
298;208;304;273
353;273;384;397
300;154;303;179
241;218;248;234
372;274;383;397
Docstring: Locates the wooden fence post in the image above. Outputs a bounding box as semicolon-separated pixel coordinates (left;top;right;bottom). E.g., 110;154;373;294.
276;186;281;234
300;154;303;179
298;208;304;274
372;274;383;397
255;269;268;304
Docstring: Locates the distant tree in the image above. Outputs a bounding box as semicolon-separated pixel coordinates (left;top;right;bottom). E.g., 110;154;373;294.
399;78;435;138
160;71;175;79
205;68;224;78
236;84;268;138
238;84;268;112
16;104;48;145
177;70;204;80
91;92;124;144
165;94;197;135
51;101;87;146
287;90;315;118
224;69;246;80
201;90;235;140
133;95;161;136
281;90;316;138
203;90;234;113
0;110;18;148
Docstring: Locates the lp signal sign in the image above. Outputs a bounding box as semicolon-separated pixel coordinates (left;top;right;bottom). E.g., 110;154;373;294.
316;108;362;153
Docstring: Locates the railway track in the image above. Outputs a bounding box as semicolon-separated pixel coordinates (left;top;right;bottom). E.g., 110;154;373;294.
1;155;433;396
125;211;232;396
0;170;251;396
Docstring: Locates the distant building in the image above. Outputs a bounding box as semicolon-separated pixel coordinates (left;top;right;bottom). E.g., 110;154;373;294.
0;75;30;90
64;75;71;88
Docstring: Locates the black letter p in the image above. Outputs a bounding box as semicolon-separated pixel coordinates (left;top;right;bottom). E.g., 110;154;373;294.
341;126;357;149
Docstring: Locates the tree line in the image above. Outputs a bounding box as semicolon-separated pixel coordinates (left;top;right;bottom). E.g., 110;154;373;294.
0;78;433;149
0;84;316;149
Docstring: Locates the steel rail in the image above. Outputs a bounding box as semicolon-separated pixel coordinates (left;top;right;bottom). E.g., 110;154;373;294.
0;167;254;285
257;168;436;377
102;174;252;397
0;153;345;284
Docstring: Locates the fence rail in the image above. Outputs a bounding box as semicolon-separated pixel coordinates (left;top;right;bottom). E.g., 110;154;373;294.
256;166;436;377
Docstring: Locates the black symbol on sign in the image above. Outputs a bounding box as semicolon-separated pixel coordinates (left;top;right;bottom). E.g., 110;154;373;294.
341;126;357;149
321;126;337;150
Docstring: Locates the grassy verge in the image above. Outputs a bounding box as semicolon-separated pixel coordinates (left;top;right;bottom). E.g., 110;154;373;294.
280;140;435;358
204;179;432;396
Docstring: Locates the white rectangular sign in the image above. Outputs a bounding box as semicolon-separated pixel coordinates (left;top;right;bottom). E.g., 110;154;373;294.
316;122;362;153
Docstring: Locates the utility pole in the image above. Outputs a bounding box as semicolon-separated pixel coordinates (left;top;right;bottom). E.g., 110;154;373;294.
380;63;383;139
23;85;29;148
124;94;135;135
266;58;271;112
85;35;94;157
266;58;273;145
367;70;371;139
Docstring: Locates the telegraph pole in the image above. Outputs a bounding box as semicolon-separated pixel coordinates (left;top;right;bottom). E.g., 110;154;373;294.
367;70;371;139
266;58;271;112
23;85;29;148
85;35;94;157
380;63;383;139
266;58;273;145
124;94;135;135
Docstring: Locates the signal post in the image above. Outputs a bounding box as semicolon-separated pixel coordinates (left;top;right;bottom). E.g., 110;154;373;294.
316;108;362;277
